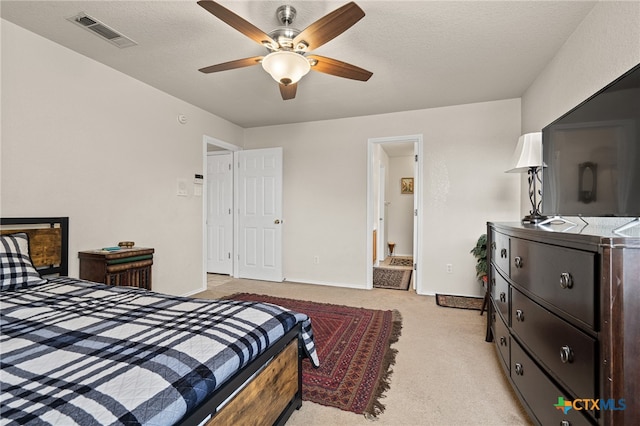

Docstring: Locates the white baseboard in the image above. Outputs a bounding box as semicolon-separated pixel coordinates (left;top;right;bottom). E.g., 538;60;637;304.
283;277;368;290
182;285;207;298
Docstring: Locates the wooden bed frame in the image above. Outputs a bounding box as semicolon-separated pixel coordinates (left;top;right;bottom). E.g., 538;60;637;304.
1;217;304;426
0;217;68;276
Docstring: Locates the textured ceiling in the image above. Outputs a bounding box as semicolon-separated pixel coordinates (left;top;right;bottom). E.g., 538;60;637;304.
1;1;597;128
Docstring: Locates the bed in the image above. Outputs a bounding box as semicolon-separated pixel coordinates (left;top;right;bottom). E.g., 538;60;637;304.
0;217;318;425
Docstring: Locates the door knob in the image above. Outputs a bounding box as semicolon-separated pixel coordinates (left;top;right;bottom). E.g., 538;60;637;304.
274;219;281;224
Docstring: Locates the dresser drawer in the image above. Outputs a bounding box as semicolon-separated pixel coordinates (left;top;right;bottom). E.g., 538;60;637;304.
511;342;592;426
512;288;596;399
510;238;596;328
492;310;510;372
491;230;510;275
491;265;509;323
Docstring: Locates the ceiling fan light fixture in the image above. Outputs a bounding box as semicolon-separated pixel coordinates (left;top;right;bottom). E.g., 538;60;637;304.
261;51;310;85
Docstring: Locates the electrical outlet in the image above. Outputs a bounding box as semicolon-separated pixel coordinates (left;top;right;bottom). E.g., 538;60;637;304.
313;256;320;264
446;264;453;273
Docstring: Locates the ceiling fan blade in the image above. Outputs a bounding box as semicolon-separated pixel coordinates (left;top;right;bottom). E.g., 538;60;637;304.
199;56;263;73
307;55;372;81
293;2;365;51
279;83;297;100
197;0;278;49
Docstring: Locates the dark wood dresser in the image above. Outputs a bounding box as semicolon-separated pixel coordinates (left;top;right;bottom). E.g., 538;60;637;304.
79;247;154;290
486;222;639;425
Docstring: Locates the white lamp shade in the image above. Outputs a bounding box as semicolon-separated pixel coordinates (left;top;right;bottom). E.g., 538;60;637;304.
261;51;311;86
506;132;542;173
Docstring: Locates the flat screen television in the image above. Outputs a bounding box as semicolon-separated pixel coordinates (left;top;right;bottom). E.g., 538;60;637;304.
542;63;640;218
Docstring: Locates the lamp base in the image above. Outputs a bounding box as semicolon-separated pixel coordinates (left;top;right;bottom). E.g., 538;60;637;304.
521;214;548;225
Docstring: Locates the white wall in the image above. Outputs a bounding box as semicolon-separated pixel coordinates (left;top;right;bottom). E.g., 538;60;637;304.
520;1;640;222
387;155;414;256
523;1;640;133
1;20;244;295
244;99;522;296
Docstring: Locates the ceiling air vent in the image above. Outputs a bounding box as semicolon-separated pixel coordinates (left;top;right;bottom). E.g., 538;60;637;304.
67;12;137;48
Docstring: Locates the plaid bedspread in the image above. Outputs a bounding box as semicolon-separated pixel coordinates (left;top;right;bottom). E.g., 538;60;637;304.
0;277;318;425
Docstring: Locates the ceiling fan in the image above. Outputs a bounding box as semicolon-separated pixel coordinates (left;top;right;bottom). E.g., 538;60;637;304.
197;0;373;100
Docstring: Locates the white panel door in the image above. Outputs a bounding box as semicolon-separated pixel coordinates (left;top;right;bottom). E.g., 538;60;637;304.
236;147;283;281
378;164;386;262
207;153;233;274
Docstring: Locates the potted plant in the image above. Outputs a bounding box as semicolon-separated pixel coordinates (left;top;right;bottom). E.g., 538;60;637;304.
470;234;488;283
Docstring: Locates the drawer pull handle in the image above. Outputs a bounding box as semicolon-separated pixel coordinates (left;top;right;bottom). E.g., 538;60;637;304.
560;421;571;426
499;336;507;346
491;242;497;250
560;272;573;289
560;345;574;364
516;309;525;322
499;292;506;303
514;256;523;268
514;362;524;376
500;248;507;258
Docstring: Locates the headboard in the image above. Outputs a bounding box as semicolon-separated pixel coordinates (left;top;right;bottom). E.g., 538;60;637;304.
1;217;69;276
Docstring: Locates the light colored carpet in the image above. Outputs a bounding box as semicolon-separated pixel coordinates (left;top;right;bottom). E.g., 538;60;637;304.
198;274;532;426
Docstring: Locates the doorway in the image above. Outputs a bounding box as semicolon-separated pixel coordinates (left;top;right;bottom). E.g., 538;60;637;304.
367;135;423;293
202;136;284;289
202;135;240;288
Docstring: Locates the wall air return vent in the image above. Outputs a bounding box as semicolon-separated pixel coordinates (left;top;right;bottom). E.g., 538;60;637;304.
67;12;137;48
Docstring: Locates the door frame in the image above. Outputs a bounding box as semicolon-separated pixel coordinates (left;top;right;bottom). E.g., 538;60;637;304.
202;135;241;289
366;134;424;292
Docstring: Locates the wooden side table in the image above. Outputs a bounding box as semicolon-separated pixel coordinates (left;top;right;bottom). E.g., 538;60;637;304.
79;247;154;290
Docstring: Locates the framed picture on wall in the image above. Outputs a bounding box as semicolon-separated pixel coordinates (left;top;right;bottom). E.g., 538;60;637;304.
401;177;414;194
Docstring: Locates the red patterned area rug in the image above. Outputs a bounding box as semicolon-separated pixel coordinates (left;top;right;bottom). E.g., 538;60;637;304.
225;293;402;418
